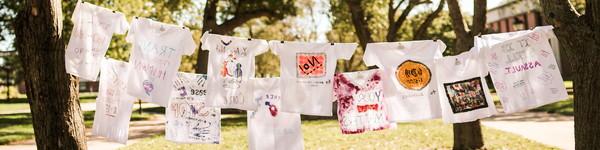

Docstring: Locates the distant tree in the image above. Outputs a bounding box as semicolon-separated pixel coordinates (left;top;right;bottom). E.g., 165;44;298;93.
14;0;86;149
539;0;600;149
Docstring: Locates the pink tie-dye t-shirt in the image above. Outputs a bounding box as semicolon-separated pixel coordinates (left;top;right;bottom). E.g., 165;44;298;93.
333;69;389;134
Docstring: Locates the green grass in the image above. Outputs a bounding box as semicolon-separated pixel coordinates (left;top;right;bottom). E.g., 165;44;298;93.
532;97;574;115
0;92;97;114
0;107;159;145
122;114;556;150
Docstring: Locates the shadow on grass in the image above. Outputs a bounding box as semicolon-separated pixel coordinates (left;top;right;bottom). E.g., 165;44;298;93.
531;99;574;116
0;131;34;145
0;98;28;104
0;92;97;104
0;113;32;129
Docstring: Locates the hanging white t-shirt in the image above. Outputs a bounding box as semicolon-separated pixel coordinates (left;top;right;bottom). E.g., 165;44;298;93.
477;27;568;113
247;78;303;150
126;18;197;106
92;58;135;144
435;50;497;123
200;32;268;110
166;73;220;144
269;41;358;116
65;2;129;81
363;40;445;122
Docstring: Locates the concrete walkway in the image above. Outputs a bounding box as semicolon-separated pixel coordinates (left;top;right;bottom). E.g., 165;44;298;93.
482;111;574;150
0;115;166;150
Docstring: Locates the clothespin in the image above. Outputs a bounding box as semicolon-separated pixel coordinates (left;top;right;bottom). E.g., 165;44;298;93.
330;42;334;46
476;32;482;38
397;42;405;49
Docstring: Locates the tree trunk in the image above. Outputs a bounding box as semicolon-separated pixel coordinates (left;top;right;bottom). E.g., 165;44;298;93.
14;0;86;149
5;68;9;101
446;0;486;149
539;0;600;149
453;120;484;149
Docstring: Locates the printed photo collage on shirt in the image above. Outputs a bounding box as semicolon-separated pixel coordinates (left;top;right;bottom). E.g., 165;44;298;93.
65;2;569;147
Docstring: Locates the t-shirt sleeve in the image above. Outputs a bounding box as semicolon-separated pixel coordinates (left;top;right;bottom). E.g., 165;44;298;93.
125;19;136;43
200;31;212;51
362;44;378;67
335;43;358;60
71;2;83;22
435;40;447;59
253;39;269;56
182;29;197;55
268;41;281;56
113;13;129;35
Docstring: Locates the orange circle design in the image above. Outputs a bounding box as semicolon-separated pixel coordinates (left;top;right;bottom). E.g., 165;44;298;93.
395;60;432;90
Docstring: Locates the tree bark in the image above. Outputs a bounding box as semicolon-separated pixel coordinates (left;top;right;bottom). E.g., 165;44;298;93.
14;0;86;149
539;0;600;149
446;0;486;149
196;0;218;74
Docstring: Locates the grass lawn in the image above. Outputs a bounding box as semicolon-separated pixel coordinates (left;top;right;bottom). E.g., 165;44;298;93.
0;92;97;114
123;114;556;150
0;107;159;145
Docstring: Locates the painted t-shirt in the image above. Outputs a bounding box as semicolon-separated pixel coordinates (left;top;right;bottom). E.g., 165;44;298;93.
65;2;129;81
435;50;497;123
166;73;220;144
269;41;357;116
200;32;269;110
247;78;303;150
92;58;135;144
477;27;568;113
363;40;445;122
125;18;196;106
333;69;389;134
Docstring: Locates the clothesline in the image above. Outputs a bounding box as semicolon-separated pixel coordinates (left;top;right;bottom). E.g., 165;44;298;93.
66;2;568;148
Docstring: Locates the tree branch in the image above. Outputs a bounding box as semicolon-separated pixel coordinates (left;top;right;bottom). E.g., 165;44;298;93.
386;0;430;41
413;0;445;40
388;0;406;26
216;9;276;34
